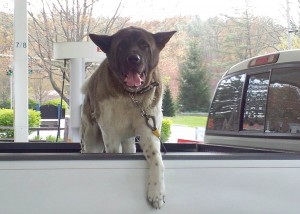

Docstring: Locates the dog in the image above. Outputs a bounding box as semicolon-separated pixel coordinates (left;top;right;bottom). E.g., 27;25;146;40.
80;26;176;209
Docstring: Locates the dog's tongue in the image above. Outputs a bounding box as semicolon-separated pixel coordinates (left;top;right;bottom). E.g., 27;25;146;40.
125;72;142;87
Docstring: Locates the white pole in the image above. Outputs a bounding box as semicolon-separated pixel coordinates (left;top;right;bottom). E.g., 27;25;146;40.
14;0;29;142
287;0;292;49
69;58;85;142
10;75;12;109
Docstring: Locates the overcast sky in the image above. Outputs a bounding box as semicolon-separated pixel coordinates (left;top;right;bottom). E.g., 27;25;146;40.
1;0;298;27
98;0;296;26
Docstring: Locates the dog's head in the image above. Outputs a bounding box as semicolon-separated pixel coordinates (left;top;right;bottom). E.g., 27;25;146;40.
89;27;176;93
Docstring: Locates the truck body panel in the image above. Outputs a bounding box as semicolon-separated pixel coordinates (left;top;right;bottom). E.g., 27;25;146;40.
0;152;300;214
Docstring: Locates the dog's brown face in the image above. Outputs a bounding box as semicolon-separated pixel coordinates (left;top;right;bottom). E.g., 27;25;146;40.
89;27;176;93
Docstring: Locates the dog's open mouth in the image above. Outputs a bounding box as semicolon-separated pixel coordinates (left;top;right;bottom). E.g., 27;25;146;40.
124;71;145;88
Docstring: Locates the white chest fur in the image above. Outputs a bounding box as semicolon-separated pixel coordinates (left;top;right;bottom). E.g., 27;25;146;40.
97;96;162;139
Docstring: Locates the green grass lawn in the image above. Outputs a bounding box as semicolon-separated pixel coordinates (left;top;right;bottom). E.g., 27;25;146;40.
165;115;208;127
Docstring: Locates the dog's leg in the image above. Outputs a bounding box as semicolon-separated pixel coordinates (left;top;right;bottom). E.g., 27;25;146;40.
122;137;136;153
139;132;165;209
101;132;122;153
81;122;104;153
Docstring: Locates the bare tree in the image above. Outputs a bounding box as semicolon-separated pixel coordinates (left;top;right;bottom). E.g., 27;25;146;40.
220;3;284;61
29;72;53;105
0;12;13;106
28;0;127;104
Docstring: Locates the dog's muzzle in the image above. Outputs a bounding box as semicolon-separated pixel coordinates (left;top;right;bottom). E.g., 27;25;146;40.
123;54;146;89
127;54;141;66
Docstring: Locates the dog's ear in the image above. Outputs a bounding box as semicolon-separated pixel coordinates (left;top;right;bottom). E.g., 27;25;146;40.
89;34;112;53
153;31;176;50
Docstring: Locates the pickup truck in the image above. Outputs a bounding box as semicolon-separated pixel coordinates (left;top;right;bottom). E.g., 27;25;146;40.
1;50;300;214
205;49;300;152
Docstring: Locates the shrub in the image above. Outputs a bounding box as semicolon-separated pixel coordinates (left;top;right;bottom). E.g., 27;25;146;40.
32;135;43;141
44;99;68;109
45;135;56;142
29;109;41;128
45;135;63;142
0;109;14;138
0;100;11;109
0;99;37;109
0;109;41;138
161;118;172;143
29;99;38;109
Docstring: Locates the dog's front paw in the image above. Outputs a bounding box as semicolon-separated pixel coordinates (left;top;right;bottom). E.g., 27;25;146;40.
147;182;166;209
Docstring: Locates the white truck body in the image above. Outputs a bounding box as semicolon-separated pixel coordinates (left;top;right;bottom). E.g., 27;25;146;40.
0;151;300;214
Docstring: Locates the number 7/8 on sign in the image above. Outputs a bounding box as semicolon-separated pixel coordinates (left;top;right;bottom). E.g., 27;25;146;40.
16;42;27;48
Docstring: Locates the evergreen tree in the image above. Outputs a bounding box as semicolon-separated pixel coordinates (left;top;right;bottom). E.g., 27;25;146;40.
162;85;176;117
178;41;210;112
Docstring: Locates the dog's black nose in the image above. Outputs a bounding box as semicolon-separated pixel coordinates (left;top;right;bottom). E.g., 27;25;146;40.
127;54;141;65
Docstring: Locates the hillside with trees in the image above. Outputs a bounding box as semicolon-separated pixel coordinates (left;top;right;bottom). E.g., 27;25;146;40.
0;0;299;112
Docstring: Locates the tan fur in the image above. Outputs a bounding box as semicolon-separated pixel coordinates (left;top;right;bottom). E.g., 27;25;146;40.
80;27;175;209
82;59;162;122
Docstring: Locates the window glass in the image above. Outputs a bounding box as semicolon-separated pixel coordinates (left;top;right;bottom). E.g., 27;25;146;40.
266;68;300;133
243;73;270;131
207;74;245;131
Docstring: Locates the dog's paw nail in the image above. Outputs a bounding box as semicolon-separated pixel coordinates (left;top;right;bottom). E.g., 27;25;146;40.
148;195;165;209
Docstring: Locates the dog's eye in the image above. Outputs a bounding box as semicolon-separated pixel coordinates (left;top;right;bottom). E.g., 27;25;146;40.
138;40;149;49
118;42;128;50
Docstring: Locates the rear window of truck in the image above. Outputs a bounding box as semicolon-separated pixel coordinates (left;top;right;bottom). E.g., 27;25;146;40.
207;67;300;135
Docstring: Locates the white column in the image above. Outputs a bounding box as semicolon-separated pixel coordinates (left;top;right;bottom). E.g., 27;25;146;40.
286;0;292;49
14;0;28;142
69;58;85;142
10;75;13;109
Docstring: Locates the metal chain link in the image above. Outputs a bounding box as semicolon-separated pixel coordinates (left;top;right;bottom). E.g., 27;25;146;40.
129;93;167;153
129;93;148;117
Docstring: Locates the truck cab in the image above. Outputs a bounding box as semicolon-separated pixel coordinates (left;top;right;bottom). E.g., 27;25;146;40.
205;49;300;151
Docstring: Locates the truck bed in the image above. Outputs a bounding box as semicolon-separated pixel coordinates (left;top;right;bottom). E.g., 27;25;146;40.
0;143;299;214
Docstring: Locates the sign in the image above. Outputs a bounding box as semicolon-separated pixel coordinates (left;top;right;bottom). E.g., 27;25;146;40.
53;42;105;62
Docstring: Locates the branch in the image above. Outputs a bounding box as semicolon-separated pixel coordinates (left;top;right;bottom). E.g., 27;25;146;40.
104;0;122;33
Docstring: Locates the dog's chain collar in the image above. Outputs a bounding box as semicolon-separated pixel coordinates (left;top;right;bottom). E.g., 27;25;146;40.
124;81;159;94
129;93;167;153
128;80;159;119
136;81;159;94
